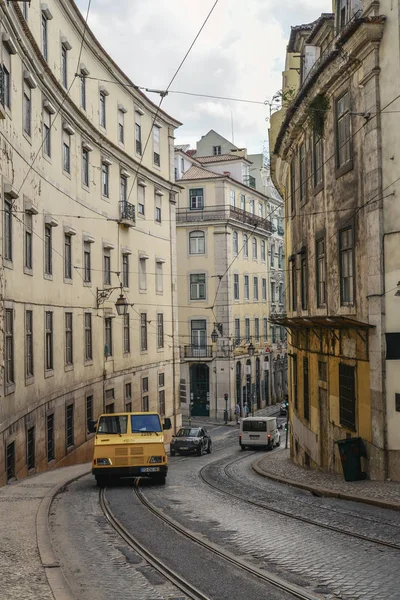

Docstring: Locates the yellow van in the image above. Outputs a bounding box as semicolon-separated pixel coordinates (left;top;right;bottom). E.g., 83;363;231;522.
88;412;172;487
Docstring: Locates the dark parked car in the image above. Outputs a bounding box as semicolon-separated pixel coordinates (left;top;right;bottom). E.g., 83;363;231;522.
280;400;289;416
170;427;212;456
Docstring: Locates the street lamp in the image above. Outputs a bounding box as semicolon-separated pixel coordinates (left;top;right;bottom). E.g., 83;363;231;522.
96;283;129;315
248;342;255;356
211;328;219;343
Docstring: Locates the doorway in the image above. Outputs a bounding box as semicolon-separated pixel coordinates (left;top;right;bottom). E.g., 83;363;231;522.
190;363;210;416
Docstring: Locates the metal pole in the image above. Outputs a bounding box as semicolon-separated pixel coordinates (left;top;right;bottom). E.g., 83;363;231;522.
285;407;289;449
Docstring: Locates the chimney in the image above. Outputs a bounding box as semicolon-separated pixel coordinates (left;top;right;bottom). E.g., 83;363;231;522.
223;171;231;176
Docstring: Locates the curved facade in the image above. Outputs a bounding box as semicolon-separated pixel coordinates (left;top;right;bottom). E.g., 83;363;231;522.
0;0;181;484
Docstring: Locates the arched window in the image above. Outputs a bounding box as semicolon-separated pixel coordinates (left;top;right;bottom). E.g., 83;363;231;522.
243;234;248;258
261;240;266;262
252;237;257;259
189;230;205;254
233;231;238;255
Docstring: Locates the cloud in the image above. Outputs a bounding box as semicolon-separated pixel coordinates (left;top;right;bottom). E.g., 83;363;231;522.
76;0;332;153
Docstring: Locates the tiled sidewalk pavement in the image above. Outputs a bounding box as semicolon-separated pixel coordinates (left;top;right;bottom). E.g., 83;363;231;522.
0;463;90;600
184;404;281;428
254;448;400;510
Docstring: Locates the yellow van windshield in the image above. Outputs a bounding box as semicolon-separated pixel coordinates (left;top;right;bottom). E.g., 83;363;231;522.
131;414;162;433
98;415;128;434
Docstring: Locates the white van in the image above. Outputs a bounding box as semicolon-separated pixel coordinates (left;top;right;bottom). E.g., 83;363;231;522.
239;417;280;450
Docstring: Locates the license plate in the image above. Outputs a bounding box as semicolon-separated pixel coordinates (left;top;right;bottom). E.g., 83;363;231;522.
179;447;187;451
250;435;259;439
140;467;160;473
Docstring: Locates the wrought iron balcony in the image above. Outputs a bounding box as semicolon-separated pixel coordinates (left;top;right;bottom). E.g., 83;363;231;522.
176;205;272;233
119;201;135;227
181;345;213;359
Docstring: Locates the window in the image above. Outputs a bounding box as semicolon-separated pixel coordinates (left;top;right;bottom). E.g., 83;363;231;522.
2;45;11;109
249;199;254;214
339;227;354;305
82;148;89;186
43;109;51;157
105;317;112;356
230;190;235;207
25;310;34;378
105;402;115;414
213;145;221;155
299;143;306;203
83;241;91;283
234;274;239;300
44;225;52;274
270;243;274;268
244;275;249;300
240;194;245;211
84;313;92;361
243;234;248;258
122;253;129;288
140;313;147;351
262;278;267;301
64;234;72;279
271;282;276;303
6;441;15;481
118;109;124;144
159;372;165;387
339;363;356;430
25;213;32;270
5;308;14;385
234;318;240;344
125;383;132;402
254;277;259;301
23;82;31;136
63;131;71;173
135;113;142;155
279;283;284;304
102;163;109;197
86;395;93;431
316;238;326;307
290;160;295;214
337;91;352;169
252;238;257;259
190;273;206;300
157;313;164;348
261;240;266;262
61;44;68;88
233;231;238;255
65;312;73;365
142;394;149;412
278;246;283;269
80;71;86;110
27;427;35;470
153;125;160;166
139;257;147;290
189;188;204;210
155;204;162;223
45;311;53;370
254;318;260;342
120;175;127;204
159;390;165;416
263;318;268;341
191;320;206;348
156;261;163;293
47;414;55;461
245;318;250;342
303;357;310;420
313;132;323;187
23;1;29;19
318;360;327;382
42;14;48;60
4;199;12;261
301;253;308;310
66;404;74;447
290;258;297;311
123;313;130;353
189;230;205;254
103;251;111;285
138;183;145;215
99;91;106;127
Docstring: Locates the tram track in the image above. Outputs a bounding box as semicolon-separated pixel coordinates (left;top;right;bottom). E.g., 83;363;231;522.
199;453;400;551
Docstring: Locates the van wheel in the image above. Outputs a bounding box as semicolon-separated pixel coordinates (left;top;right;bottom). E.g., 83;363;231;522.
207;442;212;454
95;476;107;488
240;445;246;451
170;449;176;457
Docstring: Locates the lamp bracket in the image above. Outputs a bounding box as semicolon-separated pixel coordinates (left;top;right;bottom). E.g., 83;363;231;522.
96;285;122;308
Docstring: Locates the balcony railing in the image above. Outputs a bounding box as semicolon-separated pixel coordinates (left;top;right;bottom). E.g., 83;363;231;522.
181;345;213;359
176;205;272;233
119;201;136;225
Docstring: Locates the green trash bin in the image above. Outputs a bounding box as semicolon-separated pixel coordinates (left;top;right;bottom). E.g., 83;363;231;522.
336;437;367;482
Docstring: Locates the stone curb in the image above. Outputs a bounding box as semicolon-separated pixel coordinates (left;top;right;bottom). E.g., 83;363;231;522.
252;456;400;512
36;465;92;600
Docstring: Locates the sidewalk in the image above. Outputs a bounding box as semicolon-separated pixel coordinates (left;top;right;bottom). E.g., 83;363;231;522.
253;448;400;511
183;404;281;428
0;462;90;600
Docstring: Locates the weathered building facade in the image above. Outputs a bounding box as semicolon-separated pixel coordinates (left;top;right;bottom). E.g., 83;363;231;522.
0;0;181;484
175;132;287;420
270;1;400;480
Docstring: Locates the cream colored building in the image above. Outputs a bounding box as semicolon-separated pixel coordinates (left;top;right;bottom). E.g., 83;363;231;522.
0;0;181;484
175;133;286;419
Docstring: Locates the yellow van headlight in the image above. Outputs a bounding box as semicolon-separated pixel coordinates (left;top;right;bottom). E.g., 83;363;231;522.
96;458;112;466
149;456;163;463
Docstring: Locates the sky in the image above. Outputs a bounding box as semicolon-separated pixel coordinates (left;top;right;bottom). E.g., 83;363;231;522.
76;0;332;154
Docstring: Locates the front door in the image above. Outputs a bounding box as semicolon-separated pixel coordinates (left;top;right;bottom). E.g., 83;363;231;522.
190;363;210;416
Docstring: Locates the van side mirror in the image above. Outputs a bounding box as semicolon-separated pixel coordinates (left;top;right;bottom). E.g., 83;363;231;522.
88;419;97;434
163;417;172;430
